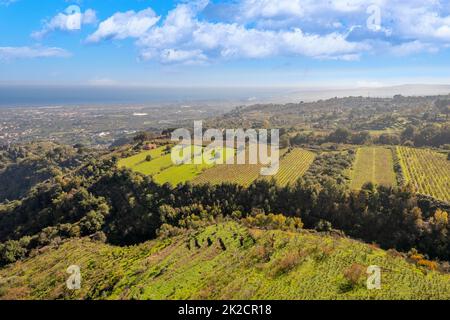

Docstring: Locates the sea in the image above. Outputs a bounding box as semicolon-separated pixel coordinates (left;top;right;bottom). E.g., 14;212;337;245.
1;84;449;108
0;85;295;107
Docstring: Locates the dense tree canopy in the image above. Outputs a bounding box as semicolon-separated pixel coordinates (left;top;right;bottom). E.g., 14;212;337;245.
0;153;449;267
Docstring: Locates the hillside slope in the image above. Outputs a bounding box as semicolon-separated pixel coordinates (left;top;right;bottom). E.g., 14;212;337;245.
0;142;98;202
1;221;449;300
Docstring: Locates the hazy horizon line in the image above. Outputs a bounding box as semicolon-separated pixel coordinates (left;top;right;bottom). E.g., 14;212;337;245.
1;83;449;108
1;83;450;89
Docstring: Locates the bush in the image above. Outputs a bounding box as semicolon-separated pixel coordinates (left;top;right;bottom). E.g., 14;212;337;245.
156;223;184;239
315;220;332;232
0;238;30;266
80;211;105;236
417;259;438;271
92;231;107;243
252;244;273;263
403;140;414;147
343;263;366;286
243;213;303;231
271;252;301;276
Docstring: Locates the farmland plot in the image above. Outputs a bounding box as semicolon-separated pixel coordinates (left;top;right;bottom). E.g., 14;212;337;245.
263;148;315;186
119;145;235;185
117;146;166;169
192;163;263;186
350;147;397;189
193;148;315;187
396;147;450;202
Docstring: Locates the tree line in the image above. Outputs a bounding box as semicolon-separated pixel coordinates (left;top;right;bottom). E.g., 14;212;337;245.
290;125;450;148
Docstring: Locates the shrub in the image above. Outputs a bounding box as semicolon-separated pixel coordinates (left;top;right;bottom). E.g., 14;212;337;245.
92;231;107;243
0;238;30;266
243;213;303;231
315;219;332;232
271;252;301;276
157;223;184;239
252;244;273;263
343;263;366;286
417;259;438;271
80;211;105;236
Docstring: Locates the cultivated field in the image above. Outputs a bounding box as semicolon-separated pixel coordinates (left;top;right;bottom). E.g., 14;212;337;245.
153;164;212;185
193;148;314;187
350;147;397;189
117;146;166;169
192;146;265;186
118;146;234;186
192;162;263;186
396;147;450;202
263;148;315;186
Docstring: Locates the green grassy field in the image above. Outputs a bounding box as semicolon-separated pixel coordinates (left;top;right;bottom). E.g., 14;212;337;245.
350;147;397;189
154;163;212;185
1;221;449;300
117;146;166;169
396;147;450;202
131;153;173;176
118;146;235;186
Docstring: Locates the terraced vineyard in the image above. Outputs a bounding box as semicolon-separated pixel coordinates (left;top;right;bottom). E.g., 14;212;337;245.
192;162;263;186
193;148;294;186
263;148;315;186
396;147;450;202
350;147;397;189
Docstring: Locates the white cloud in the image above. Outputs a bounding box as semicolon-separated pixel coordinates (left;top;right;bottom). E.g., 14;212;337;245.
86;8;159;42
134;3;368;63
32;8;97;39
159;49;208;64
0;46;71;60
390;40;438;56
137;5;198;50
238;1;450;41
280;29;369;59
86;0;450;64
237;0;384;27
395;7;450;41
241;0;307;20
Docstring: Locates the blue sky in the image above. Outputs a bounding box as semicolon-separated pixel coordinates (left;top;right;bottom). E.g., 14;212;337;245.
1;0;450;87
